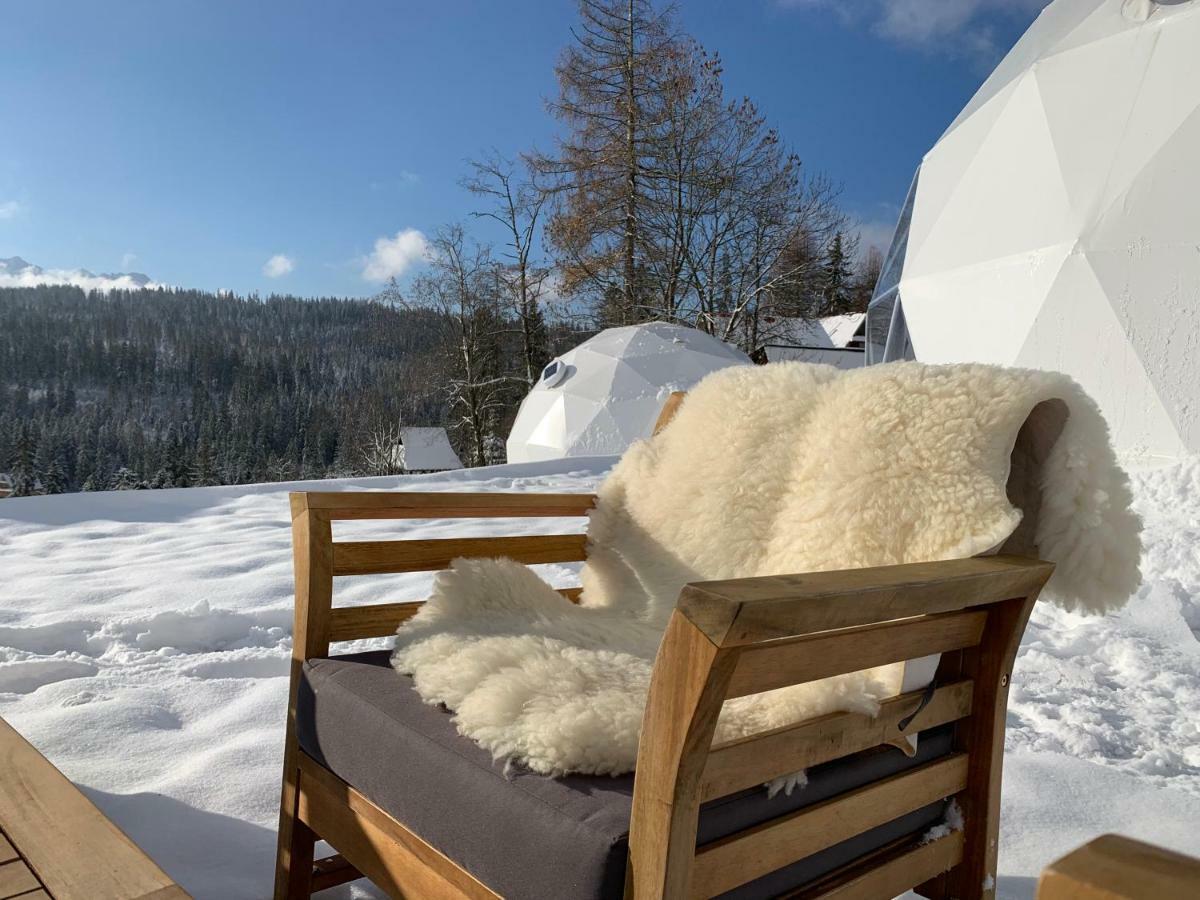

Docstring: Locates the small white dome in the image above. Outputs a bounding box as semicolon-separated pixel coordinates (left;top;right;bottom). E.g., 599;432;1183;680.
506;322;751;463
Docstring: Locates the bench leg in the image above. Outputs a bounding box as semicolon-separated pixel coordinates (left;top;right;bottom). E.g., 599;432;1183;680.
275;758;316;899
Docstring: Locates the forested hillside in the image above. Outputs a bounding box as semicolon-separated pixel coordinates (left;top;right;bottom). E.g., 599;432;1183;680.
0;285;584;495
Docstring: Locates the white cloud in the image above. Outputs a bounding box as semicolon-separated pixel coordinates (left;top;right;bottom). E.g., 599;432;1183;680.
0;200;21;220
0;268;162;292
780;0;1048;63
369;170;421;192
263;253;295;278
853;216;899;262
361;228;431;282
121;252;138;270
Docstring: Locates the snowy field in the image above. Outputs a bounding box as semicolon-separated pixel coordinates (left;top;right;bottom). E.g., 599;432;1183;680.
1;456;1198;899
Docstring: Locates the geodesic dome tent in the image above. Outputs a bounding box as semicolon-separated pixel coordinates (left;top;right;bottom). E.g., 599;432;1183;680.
867;0;1200;458
506;322;751;463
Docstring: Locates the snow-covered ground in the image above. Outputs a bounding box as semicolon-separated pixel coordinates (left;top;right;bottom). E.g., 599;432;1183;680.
1;457;1198;899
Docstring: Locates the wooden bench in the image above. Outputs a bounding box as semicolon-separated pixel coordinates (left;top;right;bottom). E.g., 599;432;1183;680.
0;716;191;900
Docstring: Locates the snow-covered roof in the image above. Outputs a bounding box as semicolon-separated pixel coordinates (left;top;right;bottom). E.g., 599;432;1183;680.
821;313;866;349
774;318;833;348
400;427;462;471
507;322;751;463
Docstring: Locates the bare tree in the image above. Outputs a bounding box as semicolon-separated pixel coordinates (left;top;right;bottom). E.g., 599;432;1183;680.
463;153;552;386
357;420;405;476
406;227;522;466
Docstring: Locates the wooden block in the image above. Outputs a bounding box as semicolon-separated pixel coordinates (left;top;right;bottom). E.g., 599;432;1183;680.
1037;834;1200;900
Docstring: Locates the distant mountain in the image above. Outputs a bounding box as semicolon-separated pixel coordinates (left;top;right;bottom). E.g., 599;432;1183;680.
0;256;157;290
0;256;35;274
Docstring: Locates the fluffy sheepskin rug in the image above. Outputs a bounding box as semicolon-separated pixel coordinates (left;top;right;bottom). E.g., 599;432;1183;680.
392;361;1142;777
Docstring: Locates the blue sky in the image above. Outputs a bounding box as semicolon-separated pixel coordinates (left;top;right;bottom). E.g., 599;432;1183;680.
0;0;1048;298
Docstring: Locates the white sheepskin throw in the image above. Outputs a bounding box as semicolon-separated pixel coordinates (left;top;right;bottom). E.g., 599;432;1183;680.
392;361;1142;777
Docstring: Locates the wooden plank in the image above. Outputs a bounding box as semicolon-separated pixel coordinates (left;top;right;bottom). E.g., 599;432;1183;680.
679;556;1054;647
311;853;362;892
627;612;739;899
692;754;968;896
942;596;1039;900
293;490;596;520
297;753;499;899
726;611;986;699
275;508;334;900
0;859;40;898
701;680;974;801
332;533;588;576
792;832;964;900
0;835;17;865
653;391;687;435
1037;834;1200;900
329;587;584;641
0;717;187;900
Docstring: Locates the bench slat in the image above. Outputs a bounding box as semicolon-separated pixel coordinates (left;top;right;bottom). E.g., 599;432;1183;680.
296;491;596;520
800;831;965;900
0;858;41;898
332;534;588;576
691;754;968;896
701;680;974;801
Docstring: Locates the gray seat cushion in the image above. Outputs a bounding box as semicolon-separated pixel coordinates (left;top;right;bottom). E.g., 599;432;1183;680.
298;651;951;899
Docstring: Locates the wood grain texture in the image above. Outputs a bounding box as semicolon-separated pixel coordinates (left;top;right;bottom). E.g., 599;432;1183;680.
701;680;974;801
941;594;1041;900
329;587;583;641
679;556;1054;646
627;612;738;899
331;533;588;576
0;717;187;900
0;858;40;898
795;832;965;900
274;508;333;900
1036;834;1200;900
726;610;986;698
292;490;596;520
693;754;968;896
0;835;16;865
297;753;498;900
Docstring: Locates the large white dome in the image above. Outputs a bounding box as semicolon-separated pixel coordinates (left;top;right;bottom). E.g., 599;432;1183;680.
506;322;751;463
867;0;1200;458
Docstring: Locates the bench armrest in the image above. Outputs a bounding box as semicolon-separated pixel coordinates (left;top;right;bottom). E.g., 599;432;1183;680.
678;555;1054;646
